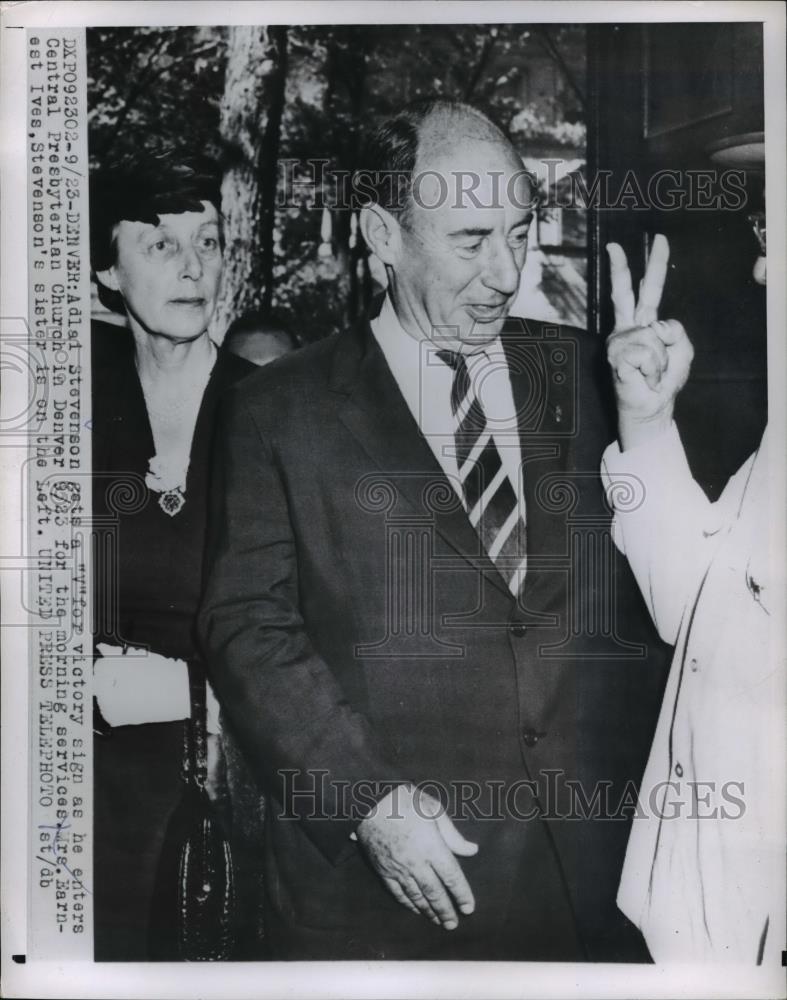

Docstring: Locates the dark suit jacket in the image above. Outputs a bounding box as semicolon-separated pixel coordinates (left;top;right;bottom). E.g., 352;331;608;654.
199;312;668;961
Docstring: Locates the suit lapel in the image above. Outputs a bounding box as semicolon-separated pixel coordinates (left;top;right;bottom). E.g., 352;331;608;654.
503;320;582;620
333;319;512;599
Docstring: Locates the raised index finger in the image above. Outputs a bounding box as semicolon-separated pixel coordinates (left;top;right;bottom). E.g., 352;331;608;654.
635;233;670;326
606;242;636;331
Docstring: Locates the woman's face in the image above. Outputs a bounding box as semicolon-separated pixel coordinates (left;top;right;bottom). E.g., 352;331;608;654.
99;200;223;342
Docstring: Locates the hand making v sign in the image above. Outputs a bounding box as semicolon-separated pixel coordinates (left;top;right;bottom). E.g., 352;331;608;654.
606;234;694;450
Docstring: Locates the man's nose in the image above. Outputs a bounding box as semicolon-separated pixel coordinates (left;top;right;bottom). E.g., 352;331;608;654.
179;245;203;280
482;240;521;296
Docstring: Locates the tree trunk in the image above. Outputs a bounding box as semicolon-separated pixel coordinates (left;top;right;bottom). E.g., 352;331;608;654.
214;26;288;338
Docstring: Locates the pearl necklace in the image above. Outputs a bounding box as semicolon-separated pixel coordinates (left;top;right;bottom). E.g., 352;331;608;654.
137;340;217;516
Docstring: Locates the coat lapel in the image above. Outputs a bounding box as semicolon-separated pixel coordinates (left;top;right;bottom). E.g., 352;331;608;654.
91;322;154;484
332;318;512;599
503;320;595;626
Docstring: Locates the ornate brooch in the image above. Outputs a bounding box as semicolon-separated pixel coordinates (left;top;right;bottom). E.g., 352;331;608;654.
145;455;189;517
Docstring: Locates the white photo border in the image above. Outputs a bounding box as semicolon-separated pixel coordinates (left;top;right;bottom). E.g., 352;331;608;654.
2;3;785;998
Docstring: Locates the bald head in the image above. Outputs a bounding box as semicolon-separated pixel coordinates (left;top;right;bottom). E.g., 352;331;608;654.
359;99;527;222
415;102;511;171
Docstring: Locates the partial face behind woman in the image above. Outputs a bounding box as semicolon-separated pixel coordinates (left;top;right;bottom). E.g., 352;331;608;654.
97;200;223;342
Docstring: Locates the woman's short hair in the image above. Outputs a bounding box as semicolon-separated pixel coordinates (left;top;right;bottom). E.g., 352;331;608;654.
90;152;223;313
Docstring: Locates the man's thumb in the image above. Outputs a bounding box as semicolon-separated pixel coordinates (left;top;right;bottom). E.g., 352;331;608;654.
435;812;479;857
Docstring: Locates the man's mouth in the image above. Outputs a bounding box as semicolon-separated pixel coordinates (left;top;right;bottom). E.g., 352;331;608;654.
466;301;509;323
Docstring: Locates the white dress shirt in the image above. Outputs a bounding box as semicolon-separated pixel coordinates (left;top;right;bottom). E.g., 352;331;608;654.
602;423;785;964
370;295;523;505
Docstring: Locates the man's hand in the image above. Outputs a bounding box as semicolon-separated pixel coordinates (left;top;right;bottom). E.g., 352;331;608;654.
606;235;693;450
355;784;478;930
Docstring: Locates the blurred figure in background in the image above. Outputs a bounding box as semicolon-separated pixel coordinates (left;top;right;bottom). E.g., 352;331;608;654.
222;312;298;367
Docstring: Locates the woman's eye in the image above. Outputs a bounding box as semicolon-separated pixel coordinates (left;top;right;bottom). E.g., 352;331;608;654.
198;236;219;252
148;238;174;255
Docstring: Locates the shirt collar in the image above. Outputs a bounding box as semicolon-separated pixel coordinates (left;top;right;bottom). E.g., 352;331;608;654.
372;294;506;377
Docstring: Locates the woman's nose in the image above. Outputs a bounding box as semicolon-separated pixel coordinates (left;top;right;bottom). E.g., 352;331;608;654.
180;245;203;280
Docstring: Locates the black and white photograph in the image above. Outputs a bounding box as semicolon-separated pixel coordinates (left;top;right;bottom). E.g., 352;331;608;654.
1;3;785;998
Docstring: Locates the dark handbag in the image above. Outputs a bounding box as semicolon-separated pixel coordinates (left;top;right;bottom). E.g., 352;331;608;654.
148;662;236;961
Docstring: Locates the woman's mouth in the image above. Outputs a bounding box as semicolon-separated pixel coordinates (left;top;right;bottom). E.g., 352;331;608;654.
170;297;205;307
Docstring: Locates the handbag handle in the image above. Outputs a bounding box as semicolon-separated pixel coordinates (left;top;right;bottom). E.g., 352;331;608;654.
183;659;208;790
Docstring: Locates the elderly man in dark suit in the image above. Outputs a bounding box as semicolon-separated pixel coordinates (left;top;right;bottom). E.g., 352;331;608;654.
199;99;667;961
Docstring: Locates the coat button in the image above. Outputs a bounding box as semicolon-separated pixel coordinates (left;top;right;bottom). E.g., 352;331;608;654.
675;762;683;777
522;728;546;748
509;623;528;637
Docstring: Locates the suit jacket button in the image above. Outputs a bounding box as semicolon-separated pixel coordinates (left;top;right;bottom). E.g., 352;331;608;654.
522;728;546;748
510;623;527;637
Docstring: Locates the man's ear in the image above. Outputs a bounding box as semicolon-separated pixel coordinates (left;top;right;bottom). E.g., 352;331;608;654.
359;204;402;266
95;267;121;292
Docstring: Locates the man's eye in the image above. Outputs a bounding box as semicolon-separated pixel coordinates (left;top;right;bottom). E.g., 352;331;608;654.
459;242;483;256
509;230;529;248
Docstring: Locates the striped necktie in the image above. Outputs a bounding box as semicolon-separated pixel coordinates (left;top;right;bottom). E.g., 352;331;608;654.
437;349;527;596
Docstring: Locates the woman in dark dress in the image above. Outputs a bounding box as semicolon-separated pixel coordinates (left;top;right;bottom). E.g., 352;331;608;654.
89;156;254;961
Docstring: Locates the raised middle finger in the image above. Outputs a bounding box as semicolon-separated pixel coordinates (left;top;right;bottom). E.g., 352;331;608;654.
634;233;670;326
